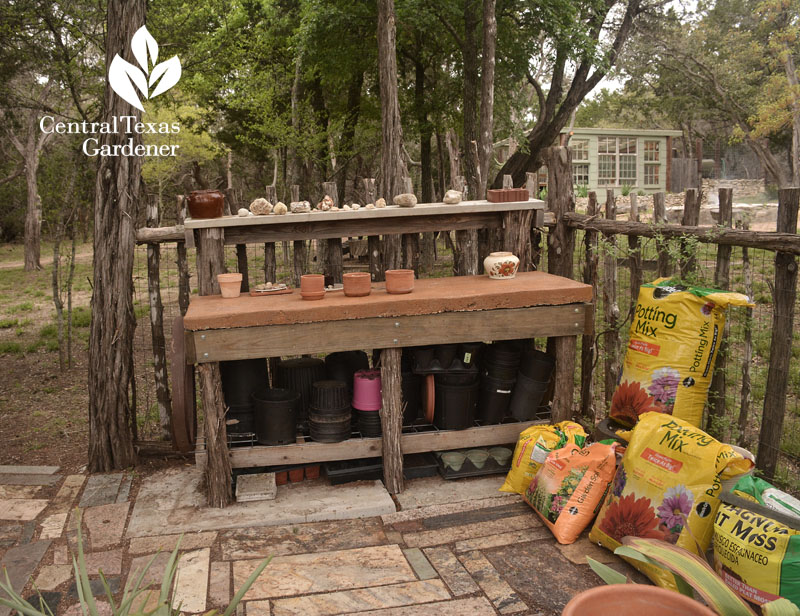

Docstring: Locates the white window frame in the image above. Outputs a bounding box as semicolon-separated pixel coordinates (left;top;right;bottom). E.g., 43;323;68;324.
644;140;660;186
598;136;638;187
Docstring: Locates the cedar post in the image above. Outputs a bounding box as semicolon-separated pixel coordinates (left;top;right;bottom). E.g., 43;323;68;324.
264;185;277;284
195;227;232;507
708;187;733;436
176;196;191;316
653;192;671;277
322;181;344;283
527;172;542;269
291;185;307;286
146;196;171;440
380;347;404;493
737;218;754;447
453;176;478;276
603;189;620;408
628;192;643;309
544;146;577;422
401;177;420;273
680;188;700;278
756;187;799;479
580;191;599;421
364;178;383;281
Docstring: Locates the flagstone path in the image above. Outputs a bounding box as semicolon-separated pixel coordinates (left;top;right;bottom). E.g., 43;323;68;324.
0;464;646;615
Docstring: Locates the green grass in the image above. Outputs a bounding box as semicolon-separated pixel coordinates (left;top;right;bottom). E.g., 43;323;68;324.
0;318;18;329
0;341;23;353
10;302;34;314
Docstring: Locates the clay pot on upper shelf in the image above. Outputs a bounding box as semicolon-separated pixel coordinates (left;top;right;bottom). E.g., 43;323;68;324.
486;188;529;203
483;252;520;279
300;274;325;300
385;269;415;294
343;272;371;297
187;189;225;219
217;273;243;298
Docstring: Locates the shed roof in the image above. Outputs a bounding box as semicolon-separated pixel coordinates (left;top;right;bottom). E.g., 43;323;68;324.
563;127;683;137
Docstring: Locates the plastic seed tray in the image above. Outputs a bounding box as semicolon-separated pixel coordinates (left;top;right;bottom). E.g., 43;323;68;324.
435;445;514;479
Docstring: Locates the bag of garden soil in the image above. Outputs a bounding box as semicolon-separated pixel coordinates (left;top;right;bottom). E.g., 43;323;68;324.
712;476;800;606
609;278;752;428
589;412;752;589
499;421;586;495
523;441;617;544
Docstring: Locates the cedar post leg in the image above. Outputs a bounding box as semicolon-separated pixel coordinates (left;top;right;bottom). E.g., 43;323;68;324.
380;347;404;493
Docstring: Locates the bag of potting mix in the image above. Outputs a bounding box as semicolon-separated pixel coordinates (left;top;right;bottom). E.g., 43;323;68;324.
500;421;586;495
610;278;752;428
712;476;800;606
523;441;617;544
589;412;752;589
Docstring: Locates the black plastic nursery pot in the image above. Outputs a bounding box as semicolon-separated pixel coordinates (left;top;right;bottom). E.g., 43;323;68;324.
252;388;298;445
434;344;459;370
401;372;422;425
308;380;352;443
358;410;382;437
325;351;370;393
518;349;555;382
274;357;326;422
226;402;255;434
433;381;478;430
477;375;515;424
220;358;268;407
508;371;549;421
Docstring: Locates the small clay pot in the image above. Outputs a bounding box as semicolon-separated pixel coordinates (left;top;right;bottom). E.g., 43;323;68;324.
301;274;325;300
217;273;243;298
343;272;371;297
275;471;288;486
187;189;225;219
304;464;321;480
385;269;415;294
288;468;304;482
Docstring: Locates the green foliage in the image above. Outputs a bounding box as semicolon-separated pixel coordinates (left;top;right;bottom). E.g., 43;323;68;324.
0;318;18;329
0;341;23;354
621;184;632;196
575;184;588;198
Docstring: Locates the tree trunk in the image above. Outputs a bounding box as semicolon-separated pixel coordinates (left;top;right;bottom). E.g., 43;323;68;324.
784;48;800;186
23;162;42;271
462;0;480;199
377;0;408;201
337;70;364;202
478;0;497;199
87;0;144;471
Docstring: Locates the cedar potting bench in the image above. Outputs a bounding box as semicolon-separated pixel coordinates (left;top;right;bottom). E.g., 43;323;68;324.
182;200;594;505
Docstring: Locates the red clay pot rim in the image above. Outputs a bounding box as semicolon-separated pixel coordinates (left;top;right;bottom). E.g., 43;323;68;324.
343;272;371;279
217;273;243;282
385;269;415;276
561;585;716;616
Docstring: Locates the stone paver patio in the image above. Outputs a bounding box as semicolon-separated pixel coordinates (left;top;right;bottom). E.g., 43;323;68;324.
0;464;645;615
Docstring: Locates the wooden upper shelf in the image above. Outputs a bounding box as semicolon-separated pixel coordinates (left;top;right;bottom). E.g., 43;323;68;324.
184;199;544;230
184;271;593;332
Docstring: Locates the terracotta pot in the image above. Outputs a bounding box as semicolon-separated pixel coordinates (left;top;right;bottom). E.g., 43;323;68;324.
487;188;529;203
343;272;371;297
187;189;225;219
217;273;243;298
304;464;320;480
275;471;288;486
483;252;520;279
288;468;304;482
385;269;415;294
300;274;325;300
561;585;716;616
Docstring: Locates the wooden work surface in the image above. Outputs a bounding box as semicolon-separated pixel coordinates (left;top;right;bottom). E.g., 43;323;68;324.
184;271;592;331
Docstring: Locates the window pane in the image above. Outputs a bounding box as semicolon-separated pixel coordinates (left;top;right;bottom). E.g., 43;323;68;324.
619;138;636;154
598;137;616;154
598;155;616;185
570;139;589;161
572;163;589;186
644;164;660;185
620;155;636;183
644;140;660;162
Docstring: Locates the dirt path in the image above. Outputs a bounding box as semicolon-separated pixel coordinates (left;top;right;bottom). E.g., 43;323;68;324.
0;248;94;270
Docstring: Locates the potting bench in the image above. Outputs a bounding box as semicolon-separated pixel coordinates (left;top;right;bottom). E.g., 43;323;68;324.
182;199;594;505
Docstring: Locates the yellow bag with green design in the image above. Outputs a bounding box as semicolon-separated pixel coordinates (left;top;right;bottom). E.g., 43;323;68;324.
499;421;586;495
610;278;752;428
713;476;800;606
588;412;752;589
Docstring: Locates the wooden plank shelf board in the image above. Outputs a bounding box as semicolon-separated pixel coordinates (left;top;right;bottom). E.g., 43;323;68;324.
183;200;545;245
196;420;544;469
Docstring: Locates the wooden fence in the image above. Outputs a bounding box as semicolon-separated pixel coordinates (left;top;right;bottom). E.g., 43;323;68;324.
133;148;800;485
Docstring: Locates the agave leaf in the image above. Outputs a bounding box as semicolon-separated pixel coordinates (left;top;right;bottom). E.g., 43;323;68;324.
762;598;800;616
586;557;629;585
158;537;183;609
222;556;272;616
73;510;100;616
621;537;757;616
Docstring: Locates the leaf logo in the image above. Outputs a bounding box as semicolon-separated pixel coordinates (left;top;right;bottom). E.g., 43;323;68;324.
108;25;181;112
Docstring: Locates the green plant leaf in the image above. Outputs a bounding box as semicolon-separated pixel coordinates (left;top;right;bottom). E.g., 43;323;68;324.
621;537;757;616
222;556;272;616
763;598;800;616
586;557;628;585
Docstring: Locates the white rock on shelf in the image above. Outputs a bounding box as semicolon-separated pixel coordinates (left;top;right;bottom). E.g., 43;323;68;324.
237;208;250;217
318;195;334;211
393;193;417;207
249;197;272;215
443;190;462;204
365;203;375;209
273;202;288;215
290;201;310;213
375;198;387;208
352;203;360;210
343;204;352;210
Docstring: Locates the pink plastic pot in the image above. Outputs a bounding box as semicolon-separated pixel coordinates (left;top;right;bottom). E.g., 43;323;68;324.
352;369;382;411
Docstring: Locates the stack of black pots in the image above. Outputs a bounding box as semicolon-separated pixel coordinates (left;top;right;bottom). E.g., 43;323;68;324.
252;388;298;445
219;358;269;434
509;349;555;420
309;380;352;443
478;342;522;424
429;344;481;430
273;357;326;425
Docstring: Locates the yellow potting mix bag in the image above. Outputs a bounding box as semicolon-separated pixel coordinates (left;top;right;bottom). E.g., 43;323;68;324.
499;421;586;495
523;442;617;544
610;278;752;427
713;476;800;606
589;412;752;588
